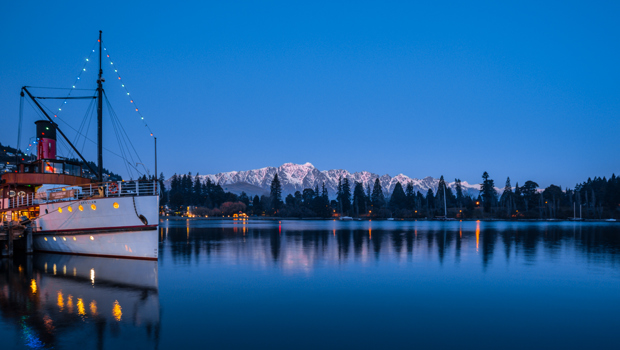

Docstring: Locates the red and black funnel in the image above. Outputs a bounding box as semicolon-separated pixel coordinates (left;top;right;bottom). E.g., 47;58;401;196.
35;120;57;160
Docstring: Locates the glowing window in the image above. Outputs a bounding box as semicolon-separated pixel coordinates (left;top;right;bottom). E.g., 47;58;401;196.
91;204;96;211
73;237;76;241
78;205;84;211
53;237;56;241
89;236;94;241
113;202;119;209
44;237;47;241
62;237;66;241
68;206;73;213
58;207;63;213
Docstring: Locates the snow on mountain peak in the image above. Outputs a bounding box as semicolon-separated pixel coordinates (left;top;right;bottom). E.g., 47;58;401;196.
169;163;481;198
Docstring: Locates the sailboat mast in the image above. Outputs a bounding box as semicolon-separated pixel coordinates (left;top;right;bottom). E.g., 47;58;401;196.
97;30;104;182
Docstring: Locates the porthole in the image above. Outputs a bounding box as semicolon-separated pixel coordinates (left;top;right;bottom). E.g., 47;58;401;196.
53;237;56;241
62;237;66;241
73;237;76;241
58;207;63;213
78;205;84;211
45;209;48;214
68;206;73;213
89;236;94;241
113;202;119;209
44;237;47;241
91;204;96;211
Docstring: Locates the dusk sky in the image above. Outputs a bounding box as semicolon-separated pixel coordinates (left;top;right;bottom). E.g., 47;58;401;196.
1;1;618;189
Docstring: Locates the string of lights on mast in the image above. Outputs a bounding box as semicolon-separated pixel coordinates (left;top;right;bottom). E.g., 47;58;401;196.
50;39;155;138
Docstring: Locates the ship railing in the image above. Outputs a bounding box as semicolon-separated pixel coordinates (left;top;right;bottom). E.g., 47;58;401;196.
31;180;159;205
6;192;36;209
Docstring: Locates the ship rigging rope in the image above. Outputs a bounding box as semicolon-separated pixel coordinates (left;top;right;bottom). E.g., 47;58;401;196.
104;91;144;179
73;94;98;155
15;38;155;180
23;97;137;166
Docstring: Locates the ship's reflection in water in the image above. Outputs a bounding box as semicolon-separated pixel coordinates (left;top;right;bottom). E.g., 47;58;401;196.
0;254;159;349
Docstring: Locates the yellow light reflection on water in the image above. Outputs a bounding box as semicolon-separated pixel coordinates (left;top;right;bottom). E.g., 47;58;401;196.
112;300;122;321
57;291;64;311
90;300;98;316
30;279;37;294
77;298;86;316
67;295;74;313
476;220;480;252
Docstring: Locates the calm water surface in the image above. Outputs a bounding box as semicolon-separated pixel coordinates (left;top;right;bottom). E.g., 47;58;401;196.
1;219;619;349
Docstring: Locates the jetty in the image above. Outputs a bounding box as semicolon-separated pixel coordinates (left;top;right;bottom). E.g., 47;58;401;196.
0;220;33;257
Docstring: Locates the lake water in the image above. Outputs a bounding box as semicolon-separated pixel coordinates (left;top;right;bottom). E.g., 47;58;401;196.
1;219;619;349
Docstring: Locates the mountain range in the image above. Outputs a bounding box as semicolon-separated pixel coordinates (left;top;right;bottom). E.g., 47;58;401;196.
167;163;481;199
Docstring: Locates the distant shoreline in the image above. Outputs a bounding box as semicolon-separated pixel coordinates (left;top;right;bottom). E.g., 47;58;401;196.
160;216;617;223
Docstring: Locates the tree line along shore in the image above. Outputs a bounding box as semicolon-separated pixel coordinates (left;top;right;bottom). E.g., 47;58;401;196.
161;171;620;220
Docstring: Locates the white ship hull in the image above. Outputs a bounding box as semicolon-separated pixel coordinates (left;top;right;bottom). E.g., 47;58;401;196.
32;195;159;260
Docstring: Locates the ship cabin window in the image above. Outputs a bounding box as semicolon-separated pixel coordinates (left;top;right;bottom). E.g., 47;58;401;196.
23;164;39;173
43;161;63;174
63;163;81;176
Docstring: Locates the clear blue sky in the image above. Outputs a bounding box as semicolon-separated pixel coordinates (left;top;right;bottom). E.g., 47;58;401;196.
1;1;618;189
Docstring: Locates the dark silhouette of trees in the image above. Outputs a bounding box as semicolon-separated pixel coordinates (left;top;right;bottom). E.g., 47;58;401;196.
389;182;407;211
161;170;620;220
270;174;282;212
480;171;497;213
371;178;385;209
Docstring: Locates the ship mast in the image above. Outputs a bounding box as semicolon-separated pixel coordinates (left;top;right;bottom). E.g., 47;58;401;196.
97;30;104;182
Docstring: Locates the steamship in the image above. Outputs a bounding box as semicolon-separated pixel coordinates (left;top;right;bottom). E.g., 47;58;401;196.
0;31;159;260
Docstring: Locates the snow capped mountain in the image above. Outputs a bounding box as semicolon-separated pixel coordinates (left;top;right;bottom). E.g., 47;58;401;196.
169;163;481;198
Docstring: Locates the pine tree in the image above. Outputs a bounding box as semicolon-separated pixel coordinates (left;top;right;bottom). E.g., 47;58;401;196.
158;172;167;205
405;182;415;210
500;177;513;217
193;173;202;206
455;178;463;209
371;178;385;209
252;195;261;215
522;180;539;212
336;177;343;214
342;177;351;214
352;181;366;216
389;182;407;211
270;174;282;211
437;175;447;215
426;188;434;216
480;171;497;213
